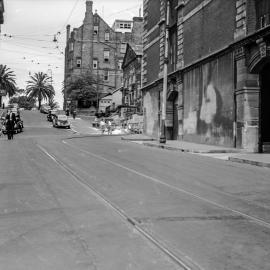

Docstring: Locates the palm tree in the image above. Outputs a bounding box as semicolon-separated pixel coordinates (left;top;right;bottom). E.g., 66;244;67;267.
26;72;55;109
48;97;59;110
0;65;17;106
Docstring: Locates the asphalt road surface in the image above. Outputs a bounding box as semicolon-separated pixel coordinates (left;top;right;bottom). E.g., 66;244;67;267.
0;110;270;270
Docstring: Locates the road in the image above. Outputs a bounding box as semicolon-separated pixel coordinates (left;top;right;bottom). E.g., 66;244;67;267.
0;110;270;270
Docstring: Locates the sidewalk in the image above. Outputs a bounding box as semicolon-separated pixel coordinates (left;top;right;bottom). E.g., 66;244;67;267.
121;134;270;169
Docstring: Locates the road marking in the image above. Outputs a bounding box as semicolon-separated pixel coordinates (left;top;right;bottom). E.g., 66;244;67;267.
37;143;196;270
63;140;270;231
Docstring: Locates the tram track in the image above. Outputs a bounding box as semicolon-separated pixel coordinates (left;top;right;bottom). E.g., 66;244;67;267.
37;140;270;270
37;144;199;270
61;140;270;230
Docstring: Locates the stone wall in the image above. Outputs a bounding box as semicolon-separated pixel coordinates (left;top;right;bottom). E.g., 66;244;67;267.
143;85;160;137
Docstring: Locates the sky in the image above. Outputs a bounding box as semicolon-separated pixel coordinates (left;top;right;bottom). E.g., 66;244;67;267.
0;0;143;108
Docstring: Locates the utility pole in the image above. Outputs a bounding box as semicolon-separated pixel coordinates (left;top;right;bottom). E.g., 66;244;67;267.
159;0;170;144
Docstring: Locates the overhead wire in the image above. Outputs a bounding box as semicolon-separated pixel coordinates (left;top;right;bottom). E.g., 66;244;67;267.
59;0;81;32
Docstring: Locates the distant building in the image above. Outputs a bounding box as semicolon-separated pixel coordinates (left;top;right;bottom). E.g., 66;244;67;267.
112;20;133;33
64;0;143;112
122;43;143;118
99;93;112;113
142;0;270;152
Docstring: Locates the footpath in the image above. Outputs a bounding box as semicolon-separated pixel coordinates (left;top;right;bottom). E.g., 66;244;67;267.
63;115;270;169
121;134;270;169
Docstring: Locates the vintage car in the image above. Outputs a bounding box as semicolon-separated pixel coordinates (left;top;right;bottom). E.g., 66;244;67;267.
52;112;70;129
40;105;51;114
1;117;24;134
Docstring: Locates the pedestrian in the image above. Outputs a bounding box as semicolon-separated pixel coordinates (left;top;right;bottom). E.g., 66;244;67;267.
66;108;70;116
107;120;112;135
5;115;14;140
72;109;76;119
100;118;105;134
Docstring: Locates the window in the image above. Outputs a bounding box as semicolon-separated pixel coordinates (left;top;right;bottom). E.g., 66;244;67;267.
124;95;129;104
69;59;73;69
104;50;110;62
94;26;99;35
120;23;124;28
120;43;126;54
105;32;110;41
76;58;81;68
103;70;109;81
118;59;123;70
255;0;270;29
69;42;74;52
260;15;267;28
93;60;98;69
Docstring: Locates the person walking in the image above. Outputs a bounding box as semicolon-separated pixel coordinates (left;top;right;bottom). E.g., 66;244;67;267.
99;119;105;134
107;120;112;135
5;115;14;140
72;109;76;119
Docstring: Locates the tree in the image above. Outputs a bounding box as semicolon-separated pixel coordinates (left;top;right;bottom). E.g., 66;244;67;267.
0;64;17;106
65;72;98;108
26;72;55;110
9;95;36;110
48;97;59;110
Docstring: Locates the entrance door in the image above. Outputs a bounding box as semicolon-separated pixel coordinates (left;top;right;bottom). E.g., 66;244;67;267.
260;64;270;152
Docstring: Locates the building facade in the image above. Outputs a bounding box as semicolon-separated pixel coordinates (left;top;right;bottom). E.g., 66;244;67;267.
64;0;143;111
122;43;143;118
99;93;112;113
0;0;4;28
142;0;270;152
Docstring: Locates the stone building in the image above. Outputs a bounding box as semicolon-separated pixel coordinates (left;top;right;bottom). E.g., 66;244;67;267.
142;0;270;152
122;43;143;118
64;0;143;111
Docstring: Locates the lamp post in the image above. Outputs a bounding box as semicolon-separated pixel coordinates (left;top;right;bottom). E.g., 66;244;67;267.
159;0;170;143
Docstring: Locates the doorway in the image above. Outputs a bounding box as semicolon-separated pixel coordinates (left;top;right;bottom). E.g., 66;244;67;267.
260;63;270;152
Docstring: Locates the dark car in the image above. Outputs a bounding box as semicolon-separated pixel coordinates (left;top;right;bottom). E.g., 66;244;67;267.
47;109;57;122
40;105;51;114
1;117;23;134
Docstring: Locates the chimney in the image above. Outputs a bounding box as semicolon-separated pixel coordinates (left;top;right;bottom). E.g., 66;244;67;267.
84;0;93;24
66;24;70;41
86;0;93;13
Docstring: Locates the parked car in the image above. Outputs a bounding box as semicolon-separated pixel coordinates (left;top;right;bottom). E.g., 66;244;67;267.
40;105;51;114
47;109;57;122
1;117;24;134
52;111;70;129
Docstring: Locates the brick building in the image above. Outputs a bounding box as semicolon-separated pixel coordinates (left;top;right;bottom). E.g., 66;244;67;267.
64;0;143;111
142;0;270;152
122;43;143;118
0;0;4;32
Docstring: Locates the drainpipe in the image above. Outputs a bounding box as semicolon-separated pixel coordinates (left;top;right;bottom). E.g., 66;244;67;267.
159;0;170;144
258;74;262;153
233;91;237;148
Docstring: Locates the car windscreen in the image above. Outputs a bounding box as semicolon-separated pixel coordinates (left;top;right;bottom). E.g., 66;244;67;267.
57;115;68;121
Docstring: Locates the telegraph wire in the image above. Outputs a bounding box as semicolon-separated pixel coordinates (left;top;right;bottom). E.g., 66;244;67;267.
59;0;81;32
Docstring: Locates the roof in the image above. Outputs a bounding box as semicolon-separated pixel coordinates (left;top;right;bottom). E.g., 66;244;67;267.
112;87;123;94
122;43;143;69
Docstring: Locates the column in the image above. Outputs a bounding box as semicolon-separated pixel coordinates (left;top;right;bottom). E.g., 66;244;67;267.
235;46;260;152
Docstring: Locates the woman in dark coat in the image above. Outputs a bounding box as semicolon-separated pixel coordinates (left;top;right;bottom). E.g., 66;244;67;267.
5;115;14;140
